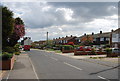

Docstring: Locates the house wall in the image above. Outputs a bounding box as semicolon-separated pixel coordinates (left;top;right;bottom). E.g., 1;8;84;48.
24;37;32;45
112;32;120;48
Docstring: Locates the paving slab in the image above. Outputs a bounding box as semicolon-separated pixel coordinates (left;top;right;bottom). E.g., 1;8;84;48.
2;52;38;80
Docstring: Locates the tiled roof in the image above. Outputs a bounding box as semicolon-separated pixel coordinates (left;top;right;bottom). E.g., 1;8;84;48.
113;28;120;33
54;36;76;41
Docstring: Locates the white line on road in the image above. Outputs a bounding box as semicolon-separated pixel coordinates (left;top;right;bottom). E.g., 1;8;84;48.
64;62;82;71
28;56;39;81
50;57;58;61
98;76;110;81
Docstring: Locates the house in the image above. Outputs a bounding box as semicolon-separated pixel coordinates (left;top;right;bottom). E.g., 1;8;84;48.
92;31;111;47
53;35;79;45
77;31;111;47
21;37;32;46
111;28;120;48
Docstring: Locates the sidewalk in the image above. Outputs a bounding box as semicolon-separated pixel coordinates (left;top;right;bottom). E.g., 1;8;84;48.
2;51;38;79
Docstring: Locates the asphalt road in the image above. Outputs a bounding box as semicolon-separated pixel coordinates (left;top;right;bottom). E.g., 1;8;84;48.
27;49;119;80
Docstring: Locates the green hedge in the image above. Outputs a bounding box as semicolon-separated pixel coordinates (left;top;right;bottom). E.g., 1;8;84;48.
0;52;13;60
105;48;112;54
62;45;74;50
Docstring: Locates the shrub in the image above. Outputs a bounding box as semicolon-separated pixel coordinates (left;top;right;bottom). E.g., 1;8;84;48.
1;52;13;60
105;48;112;54
14;44;20;52
62;45;74;50
91;48;96;55
3;46;15;53
14;52;20;55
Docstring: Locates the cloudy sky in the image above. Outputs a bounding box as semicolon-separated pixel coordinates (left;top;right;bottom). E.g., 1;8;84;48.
1;1;118;41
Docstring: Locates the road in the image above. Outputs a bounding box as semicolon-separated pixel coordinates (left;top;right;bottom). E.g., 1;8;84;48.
26;49;118;80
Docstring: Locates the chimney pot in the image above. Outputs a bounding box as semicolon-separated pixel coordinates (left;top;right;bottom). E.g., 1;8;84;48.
100;31;102;34
111;29;114;32
92;32;94;35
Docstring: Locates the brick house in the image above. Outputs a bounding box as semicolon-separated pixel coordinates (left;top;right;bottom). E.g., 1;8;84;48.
53;35;79;45
111;28;120;48
77;31;111;47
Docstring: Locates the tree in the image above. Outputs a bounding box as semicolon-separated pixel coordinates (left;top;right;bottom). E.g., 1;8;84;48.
9;17;25;46
2;6;14;49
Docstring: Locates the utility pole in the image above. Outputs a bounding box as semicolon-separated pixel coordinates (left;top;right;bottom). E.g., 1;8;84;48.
46;32;48;45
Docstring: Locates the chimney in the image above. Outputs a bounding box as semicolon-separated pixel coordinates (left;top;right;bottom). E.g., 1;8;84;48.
92;32;94;35
84;33;86;36
59;37;60;39
111;29;114;32
71;35;72;37
100;31;102;34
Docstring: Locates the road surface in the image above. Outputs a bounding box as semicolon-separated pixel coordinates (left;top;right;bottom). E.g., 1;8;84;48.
26;49;119;80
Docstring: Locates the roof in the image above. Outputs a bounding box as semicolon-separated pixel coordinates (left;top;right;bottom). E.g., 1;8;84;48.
113;28;120;33
92;32;111;38
77;32;111;39
53;36;77;41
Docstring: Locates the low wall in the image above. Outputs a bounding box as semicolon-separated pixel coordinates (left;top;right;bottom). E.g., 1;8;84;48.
0;55;15;70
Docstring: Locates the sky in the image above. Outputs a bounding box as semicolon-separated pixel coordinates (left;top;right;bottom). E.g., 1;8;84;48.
1;1;119;41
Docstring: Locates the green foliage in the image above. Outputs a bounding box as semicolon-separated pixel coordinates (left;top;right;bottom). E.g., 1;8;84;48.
14;52;20;55
91;48;96;55
74;45;81;48
55;50;62;53
14;44;20;52
3;46;15;53
62;45;74;50
2;6;14;48
1;52;13;60
105;48;112;54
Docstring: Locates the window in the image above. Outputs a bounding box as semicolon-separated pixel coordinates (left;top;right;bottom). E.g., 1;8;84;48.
106;38;109;41
100;37;104;41
93;38;96;41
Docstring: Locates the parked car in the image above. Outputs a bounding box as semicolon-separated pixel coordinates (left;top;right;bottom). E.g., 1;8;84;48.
75;46;92;51
112;48;120;54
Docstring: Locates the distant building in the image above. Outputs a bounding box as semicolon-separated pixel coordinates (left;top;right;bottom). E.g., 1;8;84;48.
77;31;111;47
53;35;79;45
21;37;32;45
111;28;120;48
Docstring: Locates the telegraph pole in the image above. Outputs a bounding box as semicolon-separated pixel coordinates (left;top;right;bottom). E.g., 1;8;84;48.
46;32;48;45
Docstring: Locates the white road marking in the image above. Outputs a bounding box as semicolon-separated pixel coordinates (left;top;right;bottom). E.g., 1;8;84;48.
50;57;58;61
28;56;39;81
5;69;12;81
64;62;82;71
98;76;110;81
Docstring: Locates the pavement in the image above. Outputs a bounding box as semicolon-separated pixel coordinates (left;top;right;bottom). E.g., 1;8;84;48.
2;51;38;80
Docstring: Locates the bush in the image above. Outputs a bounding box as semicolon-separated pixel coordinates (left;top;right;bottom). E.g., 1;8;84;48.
62;45;74;50
14;44;20;52
1;52;13;60
3;46;15;53
14;52;20;55
91;48;96;55
105;48;112;54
